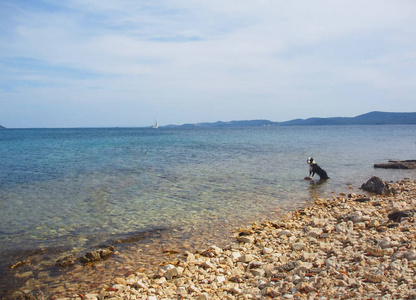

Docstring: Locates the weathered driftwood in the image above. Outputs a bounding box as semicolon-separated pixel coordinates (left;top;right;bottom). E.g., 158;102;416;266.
374;160;416;169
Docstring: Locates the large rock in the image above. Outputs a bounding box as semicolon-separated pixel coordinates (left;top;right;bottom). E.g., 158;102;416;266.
388;210;415;222
56;255;76;267
374;160;416;169
361;176;394;195
80;246;115;263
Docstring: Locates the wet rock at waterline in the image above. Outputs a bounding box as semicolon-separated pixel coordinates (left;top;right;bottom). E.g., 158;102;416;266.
79;246;115;263
361;176;395;195
55;245;115;266
55;255;76;267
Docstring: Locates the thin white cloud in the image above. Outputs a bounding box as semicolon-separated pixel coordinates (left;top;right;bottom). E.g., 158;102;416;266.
1;0;416;127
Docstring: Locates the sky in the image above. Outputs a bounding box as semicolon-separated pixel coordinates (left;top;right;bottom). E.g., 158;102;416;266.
1;0;415;128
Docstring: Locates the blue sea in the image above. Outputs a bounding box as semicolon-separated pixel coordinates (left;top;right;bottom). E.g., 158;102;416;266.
1;125;415;297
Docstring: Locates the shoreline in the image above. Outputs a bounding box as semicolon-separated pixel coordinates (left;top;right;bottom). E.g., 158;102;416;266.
85;177;416;299
2;186;308;299
15;176;416;299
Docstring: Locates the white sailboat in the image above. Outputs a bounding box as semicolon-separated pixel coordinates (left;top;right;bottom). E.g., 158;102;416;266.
151;118;159;128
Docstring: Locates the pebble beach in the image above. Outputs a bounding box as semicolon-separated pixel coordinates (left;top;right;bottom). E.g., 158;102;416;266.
28;176;414;300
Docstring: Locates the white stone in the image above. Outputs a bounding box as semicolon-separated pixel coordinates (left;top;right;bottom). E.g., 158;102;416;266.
176;266;184;275
177;286;187;297
325;257;337;268
186;252;196;263
216;275;226;284
112;284;125;291
288;236;297;243
251;268;265;277
188;285;201;294
230;251;242;260
156;277;167;285
161;264;179;280
278;230;292;237
301;252;316;262
390;260;403;271
308;228;323;238
349;211;363;223
196;292;210;300
230;286;243;294
405;250;416;261
239;254;254;263
294;263;312;274
125;278;136;286
335;221;353;234
348;278;360;288
202;261;215;269
292;242;306;251
379;237;392;249
135;279;148;289
392;251;406;261
209;245;223;255
319;242;332;252
312;218;326;227
279;254;288;263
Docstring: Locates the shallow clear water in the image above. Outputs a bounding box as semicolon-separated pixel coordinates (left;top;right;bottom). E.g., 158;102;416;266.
1;125;415;296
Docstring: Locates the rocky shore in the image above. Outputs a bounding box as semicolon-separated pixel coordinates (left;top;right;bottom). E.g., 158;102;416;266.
25;177;416;299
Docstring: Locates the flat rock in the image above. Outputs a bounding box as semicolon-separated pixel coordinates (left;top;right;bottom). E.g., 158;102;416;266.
55;255;75;267
236;236;254;244
79;246;115;263
374;160;416;169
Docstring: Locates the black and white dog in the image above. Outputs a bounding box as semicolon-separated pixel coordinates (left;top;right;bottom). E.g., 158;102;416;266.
307;157;329;180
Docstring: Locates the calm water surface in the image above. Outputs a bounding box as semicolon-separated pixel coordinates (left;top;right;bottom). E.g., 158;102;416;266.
0;125;415;297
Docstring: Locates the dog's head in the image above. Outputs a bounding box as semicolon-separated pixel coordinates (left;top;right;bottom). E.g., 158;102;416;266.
307;157;315;165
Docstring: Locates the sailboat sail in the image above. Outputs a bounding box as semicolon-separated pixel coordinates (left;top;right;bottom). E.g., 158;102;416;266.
151;119;158;128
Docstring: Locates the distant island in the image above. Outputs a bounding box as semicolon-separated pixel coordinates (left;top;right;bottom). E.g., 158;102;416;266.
0;125;5;129
165;111;416;128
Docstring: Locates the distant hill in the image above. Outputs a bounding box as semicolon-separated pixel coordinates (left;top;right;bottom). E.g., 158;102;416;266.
166;111;416;128
280;111;416;126
170;119;275;128
0;125;5;129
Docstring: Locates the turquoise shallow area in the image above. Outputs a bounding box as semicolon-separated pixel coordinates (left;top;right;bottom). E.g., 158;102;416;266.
0;126;415;273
